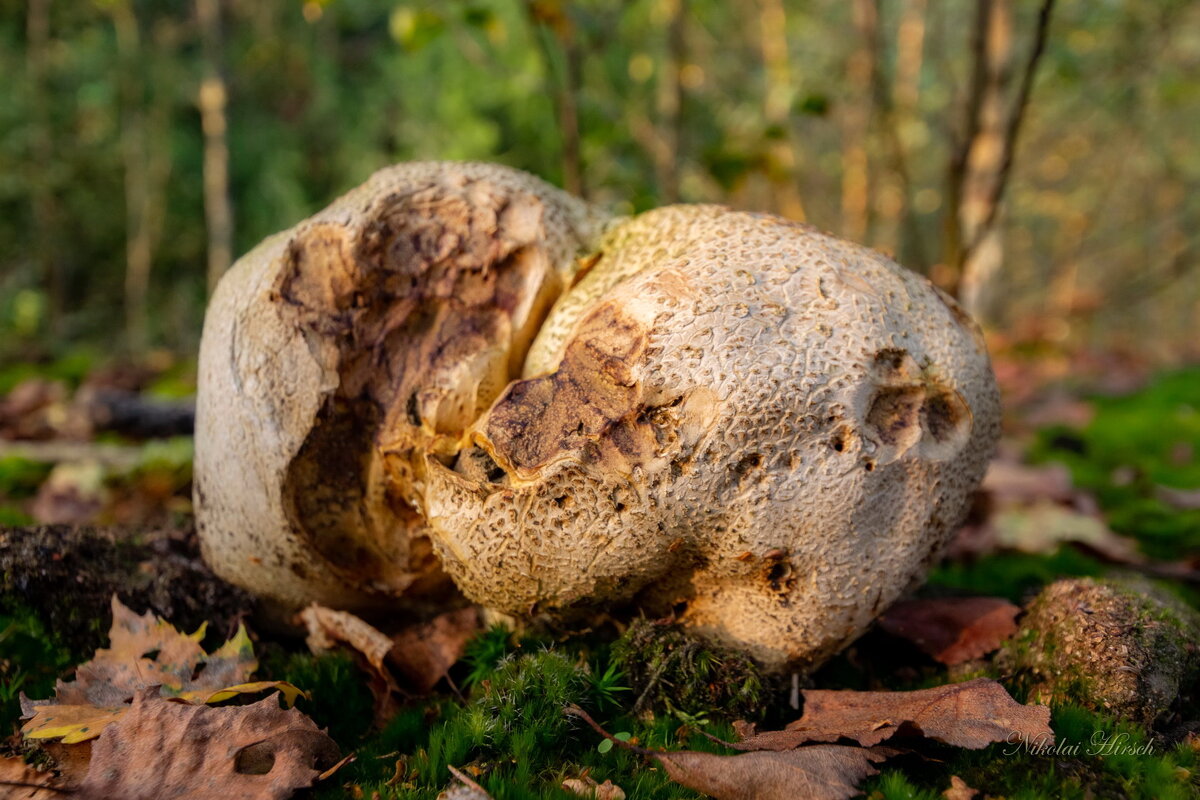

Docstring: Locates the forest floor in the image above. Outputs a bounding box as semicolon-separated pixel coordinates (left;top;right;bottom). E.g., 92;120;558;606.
0;350;1198;799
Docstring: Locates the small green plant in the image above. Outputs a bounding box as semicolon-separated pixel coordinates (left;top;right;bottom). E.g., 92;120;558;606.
597;731;631;753
462;624;518;688
587;659;630;711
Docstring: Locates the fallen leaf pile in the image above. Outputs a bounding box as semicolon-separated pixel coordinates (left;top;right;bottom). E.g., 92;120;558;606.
948;454;1142;564
878;597;1020;665
570;677;1052;800
15;597;339;800
22;596;301;744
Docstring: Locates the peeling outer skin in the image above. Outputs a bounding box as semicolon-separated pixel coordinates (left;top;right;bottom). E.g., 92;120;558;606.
194;162;609;611
421;205;1001;671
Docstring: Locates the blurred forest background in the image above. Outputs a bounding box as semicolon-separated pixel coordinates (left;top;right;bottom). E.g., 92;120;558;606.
0;0;1198;368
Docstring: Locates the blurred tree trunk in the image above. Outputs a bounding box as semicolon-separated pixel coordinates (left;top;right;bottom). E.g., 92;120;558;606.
840;0;877;241
945;0;1056;310
655;0;686;203
109;2;174;351
27;0;61;335
758;0;805;221
197;0;233;296
957;0;1012;315
527;0;584;197
894;0;926;115
942;0;991;289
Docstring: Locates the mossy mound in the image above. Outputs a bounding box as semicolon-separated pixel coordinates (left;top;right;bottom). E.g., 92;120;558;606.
999;577;1200;726
611;617;769;722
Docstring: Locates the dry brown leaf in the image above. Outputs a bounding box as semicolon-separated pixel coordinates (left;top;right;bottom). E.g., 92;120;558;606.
561;775;626;799
298;603;401;723
653;745;891;800
730;679;1050;750
77;688;340;800
943;775;981;800
388;607;480;692
21;596;296;744
299;604;393;674
878;597;1020;665
0;755;65;799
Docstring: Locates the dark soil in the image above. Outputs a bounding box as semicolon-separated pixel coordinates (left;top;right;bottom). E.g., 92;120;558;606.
0;523;254;656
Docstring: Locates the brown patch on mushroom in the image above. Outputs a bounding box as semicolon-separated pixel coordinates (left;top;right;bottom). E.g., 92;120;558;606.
271;179;564;594
195;162;606;610
473;301;650;480
862;348;975;467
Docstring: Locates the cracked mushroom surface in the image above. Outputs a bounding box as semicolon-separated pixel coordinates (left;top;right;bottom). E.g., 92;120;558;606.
194;161;608;611
196;164;1000;670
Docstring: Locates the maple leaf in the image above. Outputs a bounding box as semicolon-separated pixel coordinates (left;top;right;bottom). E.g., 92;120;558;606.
75;688;340;800
731;678;1051;750
20;596;303;744
878;596;1020;665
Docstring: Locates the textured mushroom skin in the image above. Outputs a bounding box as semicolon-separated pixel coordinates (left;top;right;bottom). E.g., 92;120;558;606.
421;205;1000;669
194;162;607;611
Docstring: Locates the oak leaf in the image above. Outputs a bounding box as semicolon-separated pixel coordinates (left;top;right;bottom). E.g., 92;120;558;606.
21;596;302;744
732;678;1051;751
76;688;340;800
653;745;891;800
388;607;481;692
878;597;1020;665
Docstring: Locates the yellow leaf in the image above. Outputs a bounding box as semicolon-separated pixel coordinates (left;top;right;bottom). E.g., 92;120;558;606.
21;704;125;744
190;681;308;707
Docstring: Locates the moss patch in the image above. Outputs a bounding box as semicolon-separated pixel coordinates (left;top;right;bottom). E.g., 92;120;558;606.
1029;367;1200;561
611;617;769;723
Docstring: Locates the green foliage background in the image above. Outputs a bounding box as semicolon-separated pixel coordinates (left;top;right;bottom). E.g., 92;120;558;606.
1;0;1198;361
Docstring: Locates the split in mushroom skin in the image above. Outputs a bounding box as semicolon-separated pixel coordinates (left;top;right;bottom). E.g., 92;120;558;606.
195;165;1000;671
194;162;608;613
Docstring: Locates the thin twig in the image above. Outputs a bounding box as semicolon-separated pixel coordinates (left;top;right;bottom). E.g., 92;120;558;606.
563;704;653;756
447;764;489;794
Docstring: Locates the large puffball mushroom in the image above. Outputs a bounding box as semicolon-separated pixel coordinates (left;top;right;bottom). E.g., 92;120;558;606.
196;163;1000;672
194;162;608;612
418;204;1000;670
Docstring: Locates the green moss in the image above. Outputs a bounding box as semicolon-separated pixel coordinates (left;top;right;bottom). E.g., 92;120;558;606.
927;547;1105;603
311;637;734;799
611;617;769;723
260;649;376;746
864;770;943;800
0;603;75;736
0;348;98;395
0;457;53;499
1028;367;1200;561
